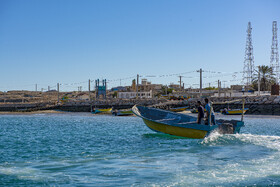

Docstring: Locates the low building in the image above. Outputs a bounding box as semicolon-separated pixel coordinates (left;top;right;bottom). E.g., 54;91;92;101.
111;86;127;92
138;79;162;92
169;84;180;91
118;90;153;99
76;93;89;100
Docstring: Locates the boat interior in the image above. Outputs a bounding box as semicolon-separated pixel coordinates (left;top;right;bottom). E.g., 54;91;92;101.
134;106;242;126
135;106;197;124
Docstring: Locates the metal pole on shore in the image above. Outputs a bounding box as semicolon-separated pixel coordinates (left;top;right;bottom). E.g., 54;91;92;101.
89;79;92;112
35;84;37;92
241;98;245;122
179;76;182;91
105;79;107;99
199;68;202;97
57;83;59;103
218;80;220;97
258;66;260;95
88;79;91;99
136;74;139;99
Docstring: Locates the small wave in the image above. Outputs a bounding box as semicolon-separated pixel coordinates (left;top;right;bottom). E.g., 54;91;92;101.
201;132;280;150
235;133;280;151
201;131;245;146
168;153;280;186
0;166;49;182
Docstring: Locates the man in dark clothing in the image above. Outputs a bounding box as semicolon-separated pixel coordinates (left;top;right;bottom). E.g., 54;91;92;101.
196;101;204;124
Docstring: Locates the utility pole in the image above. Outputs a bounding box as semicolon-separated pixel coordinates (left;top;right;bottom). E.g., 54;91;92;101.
57;83;60;103
136;74;139;99
89;79;92;112
95;80;98;100
224;81;226;97
258;66;261;95
35;84;37;92
88;79;91;100
105;79;107;99
197;68;203;97
48;86;50;91
179;76;182;91
218;80;221;97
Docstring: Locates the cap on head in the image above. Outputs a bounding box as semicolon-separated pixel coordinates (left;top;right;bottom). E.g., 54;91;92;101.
204;98;209;103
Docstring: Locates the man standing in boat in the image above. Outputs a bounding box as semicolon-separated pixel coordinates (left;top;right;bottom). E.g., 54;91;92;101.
196;101;204;124
204;98;216;125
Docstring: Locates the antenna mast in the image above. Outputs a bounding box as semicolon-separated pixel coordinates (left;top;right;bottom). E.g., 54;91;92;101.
243;22;255;87
270;21;279;84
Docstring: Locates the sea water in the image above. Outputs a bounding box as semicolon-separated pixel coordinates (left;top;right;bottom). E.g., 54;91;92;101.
0;113;280;186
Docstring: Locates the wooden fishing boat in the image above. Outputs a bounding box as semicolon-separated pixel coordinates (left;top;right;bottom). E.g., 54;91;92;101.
92;107;112;114
112;109;133;116
191;108;206;113
220;108;248;115
132;105;245;139
169;106;188;112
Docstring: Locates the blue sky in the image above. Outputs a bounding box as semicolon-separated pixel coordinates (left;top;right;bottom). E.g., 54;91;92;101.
0;0;279;91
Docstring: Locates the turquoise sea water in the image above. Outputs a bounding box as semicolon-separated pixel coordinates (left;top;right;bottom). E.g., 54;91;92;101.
0;113;280;186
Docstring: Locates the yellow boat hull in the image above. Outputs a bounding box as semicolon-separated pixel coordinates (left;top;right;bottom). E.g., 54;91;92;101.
93;108;112;114
143;119;208;139
170;107;188;112
98;108;112;112
132;105;245;139
224;109;248;115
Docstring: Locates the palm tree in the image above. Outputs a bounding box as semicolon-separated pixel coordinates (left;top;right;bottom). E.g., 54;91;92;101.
252;65;275;91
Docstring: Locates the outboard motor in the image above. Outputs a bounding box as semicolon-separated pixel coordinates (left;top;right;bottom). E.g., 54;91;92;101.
218;123;235;134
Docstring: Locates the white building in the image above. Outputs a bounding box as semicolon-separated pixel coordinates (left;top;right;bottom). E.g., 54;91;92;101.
213;91;271;97
118;90;152;99
77;93;90;100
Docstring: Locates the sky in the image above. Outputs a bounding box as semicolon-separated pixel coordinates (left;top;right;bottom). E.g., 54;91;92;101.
0;0;280;91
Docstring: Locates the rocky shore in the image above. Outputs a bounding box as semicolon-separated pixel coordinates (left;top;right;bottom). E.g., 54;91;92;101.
0;96;279;115
152;95;280;115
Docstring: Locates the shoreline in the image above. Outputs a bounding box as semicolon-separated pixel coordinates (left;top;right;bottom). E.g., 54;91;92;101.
0;110;67;115
1;109;280;119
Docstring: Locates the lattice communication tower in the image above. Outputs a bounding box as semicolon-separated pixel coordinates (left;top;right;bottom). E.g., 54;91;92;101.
243;22;255;86
270;21;279;84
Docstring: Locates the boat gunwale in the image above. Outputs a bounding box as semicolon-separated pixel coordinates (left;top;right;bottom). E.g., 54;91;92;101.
132;105;218;132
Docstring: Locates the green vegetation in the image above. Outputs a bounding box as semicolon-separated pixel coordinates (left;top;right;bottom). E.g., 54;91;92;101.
252;65;276;91
204;87;217;90
113;91;118;98
161;86;174;95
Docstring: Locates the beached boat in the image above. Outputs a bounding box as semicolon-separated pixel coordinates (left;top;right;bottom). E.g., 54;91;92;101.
92;108;112;114
169;106;188;112
191;108;206;113
220;108;249;115
132;105;245;139
112;109;133;116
